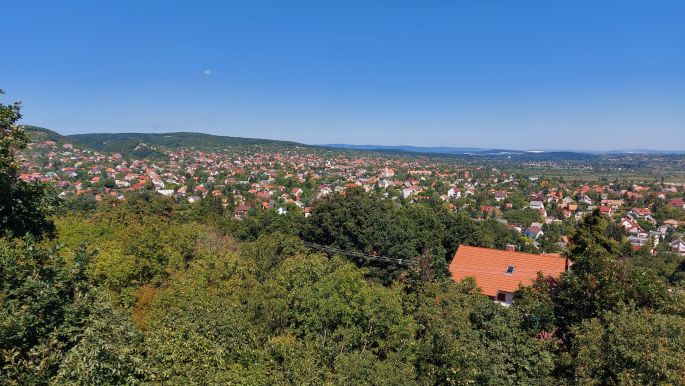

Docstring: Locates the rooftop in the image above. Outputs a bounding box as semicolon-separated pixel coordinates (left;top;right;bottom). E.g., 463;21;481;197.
449;245;568;298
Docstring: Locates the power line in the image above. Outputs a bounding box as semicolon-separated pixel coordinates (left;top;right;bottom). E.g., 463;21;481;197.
302;241;409;266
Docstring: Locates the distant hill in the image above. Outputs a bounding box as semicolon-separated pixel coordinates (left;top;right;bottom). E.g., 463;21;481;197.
323;143;598;160
68;132;309;155
324;143;685;156
323;144;486;154
601;149;685;155
21;127;683;160
20;127;314;158
21;125;71;145
17;125;320;160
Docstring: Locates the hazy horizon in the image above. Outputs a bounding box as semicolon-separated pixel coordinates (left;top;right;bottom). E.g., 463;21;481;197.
23;126;682;153
4;1;684;150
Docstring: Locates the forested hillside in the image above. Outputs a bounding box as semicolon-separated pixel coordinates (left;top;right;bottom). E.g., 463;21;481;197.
21;125;72;145
22;126;313;158
3;92;685;384
68;132;309;154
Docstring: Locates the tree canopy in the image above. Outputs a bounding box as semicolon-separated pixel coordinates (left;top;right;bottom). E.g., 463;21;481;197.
0;90;56;238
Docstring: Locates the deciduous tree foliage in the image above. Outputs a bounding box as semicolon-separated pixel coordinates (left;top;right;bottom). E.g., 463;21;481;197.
302;188;527;281
0;90;56;238
572;309;685;385
0;239;93;384
54;293;149;385
4;181;685;385
551;210;680;337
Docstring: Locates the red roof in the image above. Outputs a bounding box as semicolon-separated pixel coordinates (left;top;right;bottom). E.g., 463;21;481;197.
449;245;567;298
235;204;250;212
632;207;651;216
669;198;684;207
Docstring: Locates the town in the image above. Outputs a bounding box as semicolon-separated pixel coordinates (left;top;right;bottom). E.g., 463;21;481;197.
20;127;685;262
4;0;685;382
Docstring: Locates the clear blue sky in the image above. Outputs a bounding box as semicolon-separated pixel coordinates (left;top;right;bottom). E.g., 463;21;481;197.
3;0;684;150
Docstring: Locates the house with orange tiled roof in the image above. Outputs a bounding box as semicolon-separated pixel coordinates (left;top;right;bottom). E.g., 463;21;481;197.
598;205;612;216
494;190;508;202
480;205;496;214
449;245;568;306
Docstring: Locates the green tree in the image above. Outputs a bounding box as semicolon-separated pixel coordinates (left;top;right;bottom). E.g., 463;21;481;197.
0;239;93;384
502;208;543;228
410;279;487;384
553;211;677;338
302;188;393;254
0;90;56;238
102;177;116;189
468;298;557;384
54;293;149;384
572;309;685;385
441;211;488;252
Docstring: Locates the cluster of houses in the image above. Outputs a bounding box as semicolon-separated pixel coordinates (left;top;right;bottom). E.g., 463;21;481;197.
20;136;685;257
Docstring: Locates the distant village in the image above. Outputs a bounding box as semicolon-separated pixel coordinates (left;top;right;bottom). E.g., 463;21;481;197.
19;136;685;258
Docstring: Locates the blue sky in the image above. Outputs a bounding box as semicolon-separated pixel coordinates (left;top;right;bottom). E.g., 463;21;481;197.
2;1;684;150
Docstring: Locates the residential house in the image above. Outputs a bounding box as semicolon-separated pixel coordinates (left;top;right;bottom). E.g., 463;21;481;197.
402;186;421;199
670;239;685;256
480;205;496;214
494;191;508;202
601;199;624;209
447;187;461;199
598;205;612;216
669;198;685;209
524;226;544;240
234;204;251;219
115;180;130;188
619;217;643;234
630;207;652;217
628;235;651;250
291;187;303;197
381;167;395;178
448;245;568;306
527;201;547;217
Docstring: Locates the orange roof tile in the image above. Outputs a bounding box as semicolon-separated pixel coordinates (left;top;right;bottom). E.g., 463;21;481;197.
449;245;567;297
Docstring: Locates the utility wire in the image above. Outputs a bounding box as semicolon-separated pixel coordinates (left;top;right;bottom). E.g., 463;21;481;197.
302;241;410;265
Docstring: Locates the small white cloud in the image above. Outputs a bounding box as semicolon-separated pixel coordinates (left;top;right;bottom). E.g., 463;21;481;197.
203;69;212;76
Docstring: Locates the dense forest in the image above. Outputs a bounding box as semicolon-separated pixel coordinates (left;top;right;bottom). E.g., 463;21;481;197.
2;92;685;384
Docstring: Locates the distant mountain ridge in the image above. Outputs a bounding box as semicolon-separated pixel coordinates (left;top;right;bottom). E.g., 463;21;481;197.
323;143;685;155
324;144;486;154
69;132;308;152
21;126;685;157
22;126;312;158
323;143;590;157
20;125;71;145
